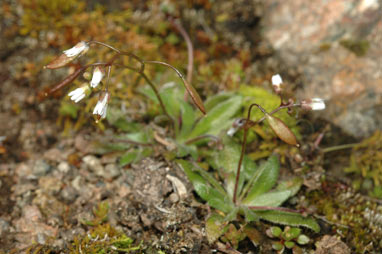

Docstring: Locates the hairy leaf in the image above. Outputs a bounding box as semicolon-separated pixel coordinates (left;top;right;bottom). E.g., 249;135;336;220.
188;95;242;139
255;210;320;233
242;190;292;207
242;155;279;203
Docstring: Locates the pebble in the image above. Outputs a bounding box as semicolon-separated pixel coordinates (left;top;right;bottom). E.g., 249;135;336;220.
57;161;71;173
32;159;51;177
0;218;10;236
104;164;121;179
60;185;78;203
83;155;104;177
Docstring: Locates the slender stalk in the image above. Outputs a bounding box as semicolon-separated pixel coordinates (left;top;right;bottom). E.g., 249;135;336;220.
322;143;357;153
233;103;265;204
169;18;194;84
140;72;175;131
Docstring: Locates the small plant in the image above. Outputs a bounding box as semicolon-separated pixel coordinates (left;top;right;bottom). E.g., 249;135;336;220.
42;40;205;124
178;74;325;248
266;226;310;254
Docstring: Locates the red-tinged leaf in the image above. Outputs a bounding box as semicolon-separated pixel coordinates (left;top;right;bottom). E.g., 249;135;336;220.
265;114;298;146
44;54;75;69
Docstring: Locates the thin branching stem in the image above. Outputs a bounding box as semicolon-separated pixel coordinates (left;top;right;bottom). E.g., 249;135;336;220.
169;18;194;84
233;103;266;204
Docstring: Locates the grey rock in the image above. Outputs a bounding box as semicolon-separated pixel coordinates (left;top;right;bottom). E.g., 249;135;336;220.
103;164;121;179
83;155;104;177
0;218;10;236
60;185;78;203
263;0;382;138
32;159;51;177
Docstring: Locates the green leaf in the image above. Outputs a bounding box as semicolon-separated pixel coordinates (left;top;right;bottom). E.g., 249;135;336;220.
285;241;295;249
283;227;301;241
119;150;138;166
255;210;320;233
241;206;260;222
206;213;228;244
119;147;153;166
297;234;310;245
276;177;303;197
212;136;251;198
188;95;242;139
204;92;235;111
272;242;284;251
270;226;282;237
243;155;280;203
177;159;233;213
242;190;292;207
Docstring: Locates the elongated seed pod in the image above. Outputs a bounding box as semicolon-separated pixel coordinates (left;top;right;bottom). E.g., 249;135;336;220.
265;113;298;146
47;66;87;95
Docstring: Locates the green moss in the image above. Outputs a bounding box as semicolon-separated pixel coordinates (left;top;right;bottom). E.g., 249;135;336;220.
304;181;382;252
340;39;370;57
345;131;382;198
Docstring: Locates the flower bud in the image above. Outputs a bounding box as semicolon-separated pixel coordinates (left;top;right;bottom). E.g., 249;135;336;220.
265;113;298;146
90;67;104;88
227;118;246;136
44;41;89;69
271;74;283;94
93;91;110;120
301;98;325;111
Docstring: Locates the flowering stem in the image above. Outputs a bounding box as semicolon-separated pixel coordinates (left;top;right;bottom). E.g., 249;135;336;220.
169;18;194;85
233;103;266;204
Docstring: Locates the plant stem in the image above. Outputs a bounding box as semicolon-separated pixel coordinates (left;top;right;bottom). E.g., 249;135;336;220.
322;143;357;153
169;18;194;84
233;103;265;204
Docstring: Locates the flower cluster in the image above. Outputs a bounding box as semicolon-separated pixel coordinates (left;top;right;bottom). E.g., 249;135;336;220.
45;41;110;120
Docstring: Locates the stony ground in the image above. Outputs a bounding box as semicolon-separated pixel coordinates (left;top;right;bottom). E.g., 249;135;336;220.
1;0;382;253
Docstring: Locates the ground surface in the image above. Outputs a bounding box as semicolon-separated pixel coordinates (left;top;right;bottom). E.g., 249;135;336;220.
1;1;381;253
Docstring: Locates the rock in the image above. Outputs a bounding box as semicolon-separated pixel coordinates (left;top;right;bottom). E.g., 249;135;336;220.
60;185;78;203
0;218;10;237
57;161;71;173
315;235;351;254
103;164;121;179
263;0;382;138
82;155;104;177
38;176;61;195
32;159;51;177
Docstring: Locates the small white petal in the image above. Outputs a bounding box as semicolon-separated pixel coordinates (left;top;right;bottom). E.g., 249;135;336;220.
227;127;237;137
90;67;104;88
311;98;326;110
93;92;110;119
271;74;283;86
63;41;89;57
68;86;89;103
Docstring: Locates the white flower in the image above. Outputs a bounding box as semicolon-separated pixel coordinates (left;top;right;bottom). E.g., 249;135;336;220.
271;74;283;86
63;41;89;57
90;67;104;88
93;92;110;120
301;98;326;111
68;85;89;103
310;98;326;110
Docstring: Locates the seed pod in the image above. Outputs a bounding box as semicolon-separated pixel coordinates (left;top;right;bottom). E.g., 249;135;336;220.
265;113;298;146
44;41;89;69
